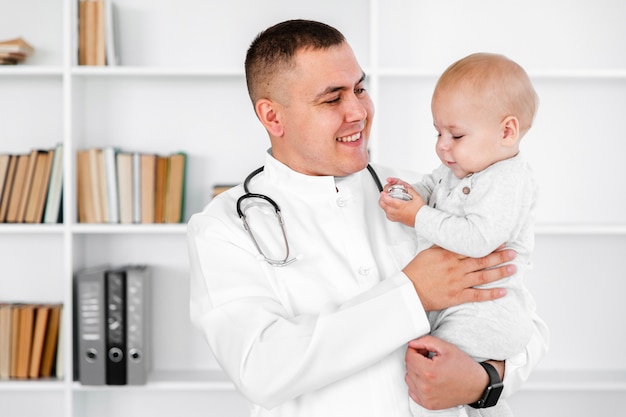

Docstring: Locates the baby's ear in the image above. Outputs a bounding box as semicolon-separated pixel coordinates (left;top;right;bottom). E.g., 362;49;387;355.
501;115;520;146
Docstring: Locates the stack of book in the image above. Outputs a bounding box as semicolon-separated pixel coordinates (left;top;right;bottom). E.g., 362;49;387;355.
78;0;119;66
0;302;63;380
74;265;150;385
0;37;34;65
76;148;187;224
0;145;64;224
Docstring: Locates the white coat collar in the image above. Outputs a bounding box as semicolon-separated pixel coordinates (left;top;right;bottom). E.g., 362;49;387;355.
262;150;351;197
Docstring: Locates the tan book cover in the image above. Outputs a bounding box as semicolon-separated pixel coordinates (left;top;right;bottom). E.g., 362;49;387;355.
28;305;50;378
9;305;21;377
0;303;12;379
85;0;98;65
95;0;106;66
24;150;53;223
15;149;40;223
14;304;35;379
87;148;104;222
0;154;14;221
0;37;34;54
165;152;186;223
140;153;156;223
95;148;109;222
0;154;10;200
77;149;96;223
154;155;169;223
5;154;30;223
79;0;88;65
40;304;61;378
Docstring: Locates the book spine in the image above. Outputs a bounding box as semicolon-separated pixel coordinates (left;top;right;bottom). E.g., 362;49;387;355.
132;153;141;223
103;147;119;223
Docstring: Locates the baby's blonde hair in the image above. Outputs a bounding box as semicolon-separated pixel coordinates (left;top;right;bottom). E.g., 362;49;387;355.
434;53;539;135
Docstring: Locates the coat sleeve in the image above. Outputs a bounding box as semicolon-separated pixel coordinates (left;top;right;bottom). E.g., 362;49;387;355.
188;207;430;409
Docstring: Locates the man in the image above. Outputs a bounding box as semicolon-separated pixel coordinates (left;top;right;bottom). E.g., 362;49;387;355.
188;19;548;417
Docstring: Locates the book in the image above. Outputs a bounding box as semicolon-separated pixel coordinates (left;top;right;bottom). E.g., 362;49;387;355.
116;152;133;224
0;154;10;208
154;155;168;223
43;144;64;224
0;37;34;55
81;147;106;223
28;305;50;378
140;153;156;223
24;149;54;223
0;303;12;379
0;37;34;64
75;265;109;385
125;265;150;385
104;0;120;65
76;149;94;223
54;305;65;379
15;149;40;223
0;154;17;222
84;0;99;65
94;147;109;222
212;184;236;199
79;0;88;65
14;304;35;379
40;304;62;378
9;305;21;377
95;0;106;66
103;146;119;223
5;153;30;223
164;152;186;223
132;152;141;223
105;267;127;385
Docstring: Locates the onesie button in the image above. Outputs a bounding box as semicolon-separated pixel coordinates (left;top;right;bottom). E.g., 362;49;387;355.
358;266;370;276
336;198;346;207
462;186;471;195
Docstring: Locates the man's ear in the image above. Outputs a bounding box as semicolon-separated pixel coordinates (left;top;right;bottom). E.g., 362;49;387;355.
256;99;284;137
501;115;520;147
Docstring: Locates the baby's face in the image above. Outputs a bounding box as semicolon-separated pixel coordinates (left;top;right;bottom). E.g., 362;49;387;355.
431;87;518;179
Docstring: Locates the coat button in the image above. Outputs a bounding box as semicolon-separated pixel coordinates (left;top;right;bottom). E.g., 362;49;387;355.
462;186;471;195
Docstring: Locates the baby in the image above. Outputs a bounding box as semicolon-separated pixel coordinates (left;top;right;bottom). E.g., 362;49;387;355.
380;53;541;417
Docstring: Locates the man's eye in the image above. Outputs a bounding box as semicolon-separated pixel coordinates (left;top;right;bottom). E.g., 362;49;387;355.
355;87;366;95
326;97;340;104
452;135;464;140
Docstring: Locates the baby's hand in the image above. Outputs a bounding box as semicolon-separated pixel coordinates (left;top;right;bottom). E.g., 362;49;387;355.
378;178;425;227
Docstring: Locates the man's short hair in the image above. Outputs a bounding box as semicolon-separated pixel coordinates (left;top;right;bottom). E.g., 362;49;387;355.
245;19;346;104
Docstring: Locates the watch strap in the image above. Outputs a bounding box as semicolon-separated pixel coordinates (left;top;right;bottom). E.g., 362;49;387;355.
469;361;503;409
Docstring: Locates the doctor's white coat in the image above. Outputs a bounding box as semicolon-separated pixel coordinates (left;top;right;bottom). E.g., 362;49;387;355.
188;153;549;417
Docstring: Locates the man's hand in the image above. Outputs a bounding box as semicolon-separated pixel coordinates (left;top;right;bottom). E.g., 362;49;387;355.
405;336;497;410
403;246;515;311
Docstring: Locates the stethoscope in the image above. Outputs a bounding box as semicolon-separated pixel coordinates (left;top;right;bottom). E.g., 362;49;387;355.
236;164;384;267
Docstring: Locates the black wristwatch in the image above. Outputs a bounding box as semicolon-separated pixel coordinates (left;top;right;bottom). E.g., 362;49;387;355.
468;361;504;409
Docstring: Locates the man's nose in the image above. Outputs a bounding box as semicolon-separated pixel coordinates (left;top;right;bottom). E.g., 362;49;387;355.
345;94;367;122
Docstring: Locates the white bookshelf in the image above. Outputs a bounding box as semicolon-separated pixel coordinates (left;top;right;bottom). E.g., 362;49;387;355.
1;0;624;416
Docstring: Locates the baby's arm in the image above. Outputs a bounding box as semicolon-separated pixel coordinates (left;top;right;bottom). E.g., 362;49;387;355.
416;165;533;258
